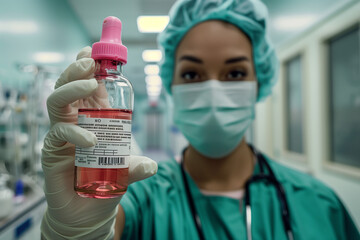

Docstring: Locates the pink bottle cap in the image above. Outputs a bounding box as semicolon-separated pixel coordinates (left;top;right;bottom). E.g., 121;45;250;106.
92;16;128;64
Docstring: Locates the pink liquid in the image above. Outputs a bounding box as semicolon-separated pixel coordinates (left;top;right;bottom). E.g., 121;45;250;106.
75;108;132;199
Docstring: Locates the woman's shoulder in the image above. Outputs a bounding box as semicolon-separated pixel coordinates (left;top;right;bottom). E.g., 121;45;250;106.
153;158;182;182
266;155;339;204
127;159;182;194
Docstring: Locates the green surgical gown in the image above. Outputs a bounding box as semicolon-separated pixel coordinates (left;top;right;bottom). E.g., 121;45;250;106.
120;156;360;240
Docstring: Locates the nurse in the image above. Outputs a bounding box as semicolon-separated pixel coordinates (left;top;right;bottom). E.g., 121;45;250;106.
41;0;360;239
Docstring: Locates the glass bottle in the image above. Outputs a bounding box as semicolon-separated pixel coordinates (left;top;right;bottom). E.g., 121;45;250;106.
74;16;133;199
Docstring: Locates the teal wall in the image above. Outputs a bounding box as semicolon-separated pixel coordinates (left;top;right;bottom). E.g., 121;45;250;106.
0;0;91;90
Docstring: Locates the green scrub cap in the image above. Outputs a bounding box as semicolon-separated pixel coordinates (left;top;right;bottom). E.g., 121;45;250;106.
157;0;279;101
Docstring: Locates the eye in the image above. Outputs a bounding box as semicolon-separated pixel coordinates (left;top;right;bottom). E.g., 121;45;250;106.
181;71;201;82
226;69;247;81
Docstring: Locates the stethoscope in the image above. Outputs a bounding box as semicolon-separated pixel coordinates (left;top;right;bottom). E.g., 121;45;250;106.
180;145;294;240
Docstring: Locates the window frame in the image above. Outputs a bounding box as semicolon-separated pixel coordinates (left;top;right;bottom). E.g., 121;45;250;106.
321;23;360;178
281;49;308;165
283;54;306;156
271;48;314;175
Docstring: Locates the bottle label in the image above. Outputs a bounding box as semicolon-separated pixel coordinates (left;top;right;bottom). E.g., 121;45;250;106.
75;115;131;168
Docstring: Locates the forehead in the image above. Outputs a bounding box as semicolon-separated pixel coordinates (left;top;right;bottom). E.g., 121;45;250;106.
176;20;253;60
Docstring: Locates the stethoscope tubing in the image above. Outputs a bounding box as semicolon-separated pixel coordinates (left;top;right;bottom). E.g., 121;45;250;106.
180;156;206;240
180;146;294;240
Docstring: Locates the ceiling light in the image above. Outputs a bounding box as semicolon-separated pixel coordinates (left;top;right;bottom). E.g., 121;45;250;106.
0;21;38;34
142;50;162;62
147;85;162;93
148;95;160;106
144;64;160;75
147;92;161;97
137;16;169;33
147;85;162;97
273;15;316;31
33;52;65;63
145;75;162;86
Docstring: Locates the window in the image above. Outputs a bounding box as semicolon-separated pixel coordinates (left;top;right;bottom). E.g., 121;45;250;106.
285;55;304;154
328;25;360;168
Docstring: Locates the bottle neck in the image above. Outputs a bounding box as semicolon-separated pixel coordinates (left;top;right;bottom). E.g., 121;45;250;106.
95;59;123;76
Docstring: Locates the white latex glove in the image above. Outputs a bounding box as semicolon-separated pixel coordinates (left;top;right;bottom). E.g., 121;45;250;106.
41;47;158;240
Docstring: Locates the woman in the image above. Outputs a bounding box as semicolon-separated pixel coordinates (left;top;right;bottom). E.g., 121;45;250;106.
41;0;359;239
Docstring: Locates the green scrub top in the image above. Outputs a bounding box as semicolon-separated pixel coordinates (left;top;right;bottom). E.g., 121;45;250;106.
120;156;359;240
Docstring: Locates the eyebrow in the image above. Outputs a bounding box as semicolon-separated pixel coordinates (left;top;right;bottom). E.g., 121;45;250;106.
225;56;249;64
179;55;203;64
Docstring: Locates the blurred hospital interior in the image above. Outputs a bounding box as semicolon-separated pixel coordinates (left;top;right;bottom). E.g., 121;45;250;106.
0;0;359;238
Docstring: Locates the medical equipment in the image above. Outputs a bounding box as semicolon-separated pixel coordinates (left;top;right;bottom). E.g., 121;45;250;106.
172;80;257;158
74;16;133;199
180;145;294;240
0;176;13;219
14;63;60;181
41;47;157;239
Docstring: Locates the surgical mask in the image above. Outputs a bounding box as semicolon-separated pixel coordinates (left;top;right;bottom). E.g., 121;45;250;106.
172;80;257;158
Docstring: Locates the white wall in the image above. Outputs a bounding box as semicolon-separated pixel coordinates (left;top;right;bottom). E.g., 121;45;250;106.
254;0;360;228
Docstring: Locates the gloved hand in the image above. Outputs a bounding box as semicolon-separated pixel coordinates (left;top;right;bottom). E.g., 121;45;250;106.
41;47;158;240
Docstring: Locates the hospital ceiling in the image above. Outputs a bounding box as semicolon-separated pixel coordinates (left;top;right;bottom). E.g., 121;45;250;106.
67;0;354;95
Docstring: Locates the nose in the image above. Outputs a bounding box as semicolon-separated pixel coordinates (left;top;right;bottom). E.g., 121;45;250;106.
206;72;222;81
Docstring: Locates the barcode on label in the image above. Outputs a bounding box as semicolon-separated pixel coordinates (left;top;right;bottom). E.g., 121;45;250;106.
98;157;125;166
